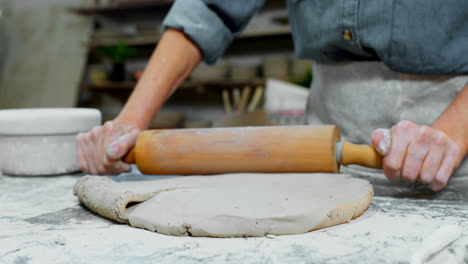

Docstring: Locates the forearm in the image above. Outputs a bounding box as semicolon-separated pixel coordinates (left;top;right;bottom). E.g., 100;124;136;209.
432;81;468;163
115;29;202;130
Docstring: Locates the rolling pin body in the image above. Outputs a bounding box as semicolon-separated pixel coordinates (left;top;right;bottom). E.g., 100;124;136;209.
126;125;383;175
130;125;341;175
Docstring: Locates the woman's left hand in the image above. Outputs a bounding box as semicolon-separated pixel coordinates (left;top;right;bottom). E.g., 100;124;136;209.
371;120;462;191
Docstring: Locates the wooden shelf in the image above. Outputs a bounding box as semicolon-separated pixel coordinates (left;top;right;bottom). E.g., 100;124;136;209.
180;79;265;90
70;1;174;15
88;27;291;48
90;36;161;48
82;82;136;92
83;79;265;92
238;27;291;39
73;1;291;50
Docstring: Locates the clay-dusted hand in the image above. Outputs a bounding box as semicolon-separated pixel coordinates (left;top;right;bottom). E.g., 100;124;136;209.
76;121;141;175
371;120;462;191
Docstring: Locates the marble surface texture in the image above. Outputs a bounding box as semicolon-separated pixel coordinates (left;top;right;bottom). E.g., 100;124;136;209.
1;167;467;264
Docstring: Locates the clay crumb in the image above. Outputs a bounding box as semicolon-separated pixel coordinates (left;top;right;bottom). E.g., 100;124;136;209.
54;235;66;245
183;241;200;249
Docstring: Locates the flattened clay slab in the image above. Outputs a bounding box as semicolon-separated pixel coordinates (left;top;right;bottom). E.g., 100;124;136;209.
74;173;373;237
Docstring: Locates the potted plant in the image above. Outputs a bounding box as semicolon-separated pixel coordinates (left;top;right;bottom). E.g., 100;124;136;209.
98;42;138;82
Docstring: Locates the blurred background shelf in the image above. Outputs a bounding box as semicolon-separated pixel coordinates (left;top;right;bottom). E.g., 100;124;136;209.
88;27;291;49
82;79;266;92
72;0;309;128
88;36;161;48
0;0;311;130
70;0;174;16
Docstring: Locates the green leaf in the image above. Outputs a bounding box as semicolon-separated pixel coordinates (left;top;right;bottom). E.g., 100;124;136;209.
97;42;139;63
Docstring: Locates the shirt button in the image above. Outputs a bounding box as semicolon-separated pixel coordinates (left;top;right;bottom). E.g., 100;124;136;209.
343;30;352;40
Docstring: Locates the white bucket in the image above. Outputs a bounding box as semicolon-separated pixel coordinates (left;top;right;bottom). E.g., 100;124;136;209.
0;108;101;175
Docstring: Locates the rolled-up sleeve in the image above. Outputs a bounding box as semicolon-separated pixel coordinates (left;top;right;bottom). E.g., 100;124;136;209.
162;0;265;64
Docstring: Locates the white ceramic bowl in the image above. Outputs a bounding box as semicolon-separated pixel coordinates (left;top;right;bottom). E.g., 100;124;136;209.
0;108;101;175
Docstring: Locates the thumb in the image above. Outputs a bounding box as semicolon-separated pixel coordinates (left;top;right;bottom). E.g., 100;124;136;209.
106;129;141;160
371;128;392;156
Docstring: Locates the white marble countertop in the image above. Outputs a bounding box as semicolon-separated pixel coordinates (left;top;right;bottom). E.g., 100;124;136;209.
1;167;467;264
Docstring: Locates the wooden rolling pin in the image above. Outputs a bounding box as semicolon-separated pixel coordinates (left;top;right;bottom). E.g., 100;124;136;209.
124;125;383;175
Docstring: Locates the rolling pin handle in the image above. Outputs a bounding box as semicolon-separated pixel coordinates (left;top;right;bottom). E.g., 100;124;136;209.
123;148;136;164
341;142;383;169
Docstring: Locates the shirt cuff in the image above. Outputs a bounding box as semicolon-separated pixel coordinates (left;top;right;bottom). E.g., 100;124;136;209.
162;0;234;64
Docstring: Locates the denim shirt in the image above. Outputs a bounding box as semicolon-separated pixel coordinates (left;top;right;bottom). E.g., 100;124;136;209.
163;0;468;75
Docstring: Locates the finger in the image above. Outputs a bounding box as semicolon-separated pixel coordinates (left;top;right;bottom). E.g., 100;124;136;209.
418;130;447;185
113;160;132;173
96;128;108;174
101;153;130;174
84;135;98;175
106;129;141;160
90;127;106;174
103;121;121;143
100;123;127;174
419;150;444;184
81;135;96;174
429;147;459;191
102;156;120;175
76;134;89;173
401;126;433;182
371;128;392;156
383;121;413;182
401;141;428;182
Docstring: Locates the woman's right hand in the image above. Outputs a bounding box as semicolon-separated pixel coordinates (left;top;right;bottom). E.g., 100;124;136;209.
74;29;202;175
76;121;141;175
